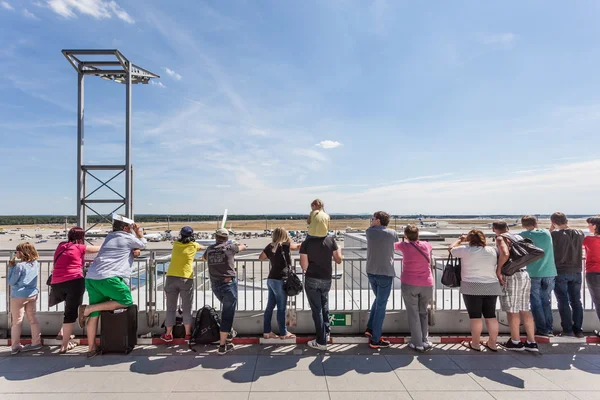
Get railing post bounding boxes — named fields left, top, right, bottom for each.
left=146, top=251, right=158, bottom=327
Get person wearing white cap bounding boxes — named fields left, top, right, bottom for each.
left=77, top=214, right=147, bottom=358
left=202, top=227, right=247, bottom=355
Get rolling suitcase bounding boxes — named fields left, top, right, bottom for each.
left=100, top=305, right=138, bottom=354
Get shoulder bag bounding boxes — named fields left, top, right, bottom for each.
left=441, top=253, right=462, bottom=288
left=47, top=243, right=73, bottom=307
left=499, top=234, right=545, bottom=276
left=281, top=245, right=303, bottom=296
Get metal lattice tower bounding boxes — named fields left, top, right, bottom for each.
left=62, top=49, right=159, bottom=231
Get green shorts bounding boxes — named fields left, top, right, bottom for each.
left=85, top=277, right=133, bottom=317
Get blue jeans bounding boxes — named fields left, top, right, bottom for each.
left=211, top=278, right=238, bottom=333
left=530, top=277, right=555, bottom=334
left=367, top=274, right=393, bottom=342
left=554, top=273, right=583, bottom=334
left=305, top=277, right=331, bottom=345
left=264, top=279, right=288, bottom=335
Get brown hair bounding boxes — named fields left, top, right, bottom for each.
left=466, top=230, right=486, bottom=247
left=311, top=199, right=324, bottom=210
left=68, top=227, right=86, bottom=244
left=492, top=220, right=508, bottom=231
left=588, top=216, right=600, bottom=235
left=16, top=242, right=39, bottom=262
left=404, top=224, right=419, bottom=241
left=551, top=212, right=568, bottom=226
left=521, top=215, right=538, bottom=228
left=373, top=211, right=390, bottom=227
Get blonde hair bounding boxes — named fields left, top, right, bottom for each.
left=272, top=227, right=290, bottom=245
left=311, top=199, right=324, bottom=210
left=16, top=242, right=39, bottom=262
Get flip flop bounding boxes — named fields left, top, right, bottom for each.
left=78, top=305, right=88, bottom=329
left=263, top=332, right=278, bottom=339
left=280, top=333, right=297, bottom=340
left=462, top=341, right=481, bottom=352
left=59, top=341, right=77, bottom=354
left=481, top=341, right=498, bottom=352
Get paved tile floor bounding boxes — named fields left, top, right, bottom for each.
left=1, top=343, right=600, bottom=399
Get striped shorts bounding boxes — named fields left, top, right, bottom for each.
left=500, top=270, right=531, bottom=313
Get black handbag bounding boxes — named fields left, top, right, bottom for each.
left=500, top=234, right=545, bottom=276
left=441, top=253, right=461, bottom=288
left=280, top=245, right=303, bottom=296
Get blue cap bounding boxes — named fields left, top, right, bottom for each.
left=180, top=226, right=194, bottom=237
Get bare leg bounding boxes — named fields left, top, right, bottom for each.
left=84, top=301, right=125, bottom=317
left=521, top=311, right=536, bottom=342
left=165, top=326, right=173, bottom=336
left=87, top=316, right=99, bottom=352
left=485, top=318, right=499, bottom=347
left=60, top=323, right=75, bottom=351
left=507, top=312, right=521, bottom=341
left=219, top=332, right=228, bottom=346
left=470, top=318, right=483, bottom=349
left=184, top=324, right=192, bottom=336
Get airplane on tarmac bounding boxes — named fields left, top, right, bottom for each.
left=488, top=219, right=519, bottom=228
left=418, top=218, right=448, bottom=228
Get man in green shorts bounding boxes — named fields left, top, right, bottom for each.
left=78, top=214, right=147, bottom=358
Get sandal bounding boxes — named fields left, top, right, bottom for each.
left=86, top=347, right=101, bottom=359
left=263, top=332, right=278, bottom=339
left=280, top=333, right=297, bottom=340
left=481, top=341, right=498, bottom=352
left=59, top=341, right=77, bottom=354
left=462, top=341, right=481, bottom=352
left=78, top=305, right=88, bottom=329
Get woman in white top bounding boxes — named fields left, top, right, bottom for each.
left=449, top=229, right=502, bottom=352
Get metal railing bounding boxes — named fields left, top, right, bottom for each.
left=0, top=250, right=594, bottom=317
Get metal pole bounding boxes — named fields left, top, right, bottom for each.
left=125, top=63, right=133, bottom=219
left=77, top=71, right=85, bottom=229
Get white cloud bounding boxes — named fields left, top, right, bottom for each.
left=46, top=0, right=134, bottom=24
left=293, top=148, right=328, bottom=163
left=150, top=80, right=166, bottom=89
left=477, top=33, right=517, bottom=49
left=248, top=128, right=268, bottom=136
left=315, top=140, right=342, bottom=149
left=1, top=1, right=14, bottom=10
left=164, top=67, right=182, bottom=80
left=23, top=8, right=39, bottom=19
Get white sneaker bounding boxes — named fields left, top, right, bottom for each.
left=308, top=339, right=327, bottom=351
left=423, top=341, right=433, bottom=350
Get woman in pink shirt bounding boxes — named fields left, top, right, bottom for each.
left=51, top=227, right=100, bottom=353
left=395, top=225, right=434, bottom=352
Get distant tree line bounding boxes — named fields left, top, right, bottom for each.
left=0, top=214, right=590, bottom=226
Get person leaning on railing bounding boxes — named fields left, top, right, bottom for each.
left=259, top=227, right=301, bottom=340
left=449, top=230, right=501, bottom=352
left=51, top=227, right=100, bottom=354
left=160, top=226, right=205, bottom=343
left=202, top=228, right=247, bottom=355
left=395, top=224, right=434, bottom=352
left=8, top=242, right=42, bottom=355
left=584, top=216, right=600, bottom=337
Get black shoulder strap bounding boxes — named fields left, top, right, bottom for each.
left=54, top=243, right=73, bottom=264
left=409, top=241, right=431, bottom=264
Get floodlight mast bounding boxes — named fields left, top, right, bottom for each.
left=62, top=49, right=160, bottom=231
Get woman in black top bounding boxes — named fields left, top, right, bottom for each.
left=259, top=228, right=301, bottom=339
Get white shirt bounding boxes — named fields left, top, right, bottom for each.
left=451, top=245, right=498, bottom=284
left=86, top=231, right=147, bottom=281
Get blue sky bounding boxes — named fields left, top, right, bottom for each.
left=1, top=0, right=600, bottom=216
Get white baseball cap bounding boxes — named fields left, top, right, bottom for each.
left=112, top=213, right=134, bottom=225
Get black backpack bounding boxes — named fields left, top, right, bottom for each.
left=189, top=305, right=221, bottom=348
left=500, top=234, right=545, bottom=276
left=280, top=246, right=303, bottom=296
left=160, top=306, right=186, bottom=338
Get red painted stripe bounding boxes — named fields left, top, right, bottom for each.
left=587, top=336, right=600, bottom=343
left=441, top=337, right=471, bottom=343
left=534, top=336, right=551, bottom=344
left=79, top=339, right=101, bottom=346
left=232, top=337, right=260, bottom=345
left=294, top=337, right=315, bottom=344
left=386, top=337, right=405, bottom=344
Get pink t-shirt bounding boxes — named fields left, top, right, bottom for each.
left=51, top=242, right=87, bottom=284
left=395, top=241, right=434, bottom=287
